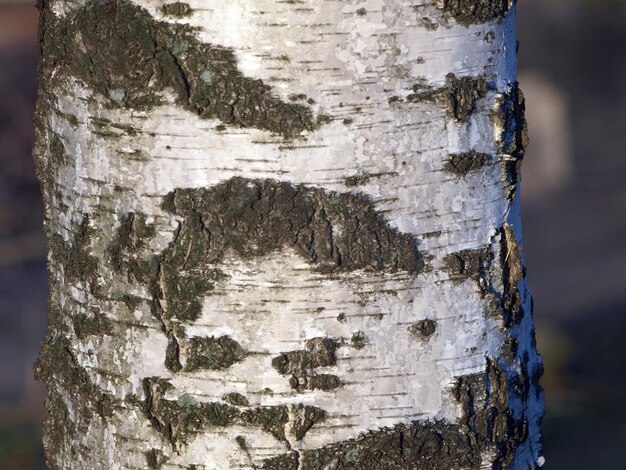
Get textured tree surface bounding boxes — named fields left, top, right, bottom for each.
left=33, top=0, right=544, bottom=468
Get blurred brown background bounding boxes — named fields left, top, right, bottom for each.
left=0, top=0, right=624, bottom=468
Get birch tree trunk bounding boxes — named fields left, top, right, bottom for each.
left=33, top=0, right=544, bottom=468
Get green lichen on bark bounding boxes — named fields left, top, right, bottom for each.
left=441, top=0, right=512, bottom=26
left=272, top=337, right=340, bottom=392
left=141, top=378, right=326, bottom=446
left=402, top=74, right=488, bottom=122
left=443, top=151, right=491, bottom=176
left=184, top=335, right=247, bottom=371
left=44, top=0, right=320, bottom=139
left=262, top=358, right=531, bottom=469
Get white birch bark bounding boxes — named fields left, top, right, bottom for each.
left=34, top=0, right=544, bottom=468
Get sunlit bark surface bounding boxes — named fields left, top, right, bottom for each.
left=34, top=1, right=544, bottom=468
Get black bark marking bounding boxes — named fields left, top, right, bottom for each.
left=443, top=151, right=491, bottom=176
left=399, top=74, right=489, bottom=122
left=223, top=393, right=250, bottom=407
left=34, top=335, right=118, bottom=468
left=161, top=2, right=192, bottom=17
left=162, top=177, right=423, bottom=277
left=107, top=178, right=422, bottom=371
left=184, top=335, right=247, bottom=371
left=140, top=377, right=326, bottom=446
left=350, top=331, right=368, bottom=350
left=408, top=319, right=437, bottom=339
left=146, top=448, right=168, bottom=469
left=441, top=0, right=512, bottom=26
left=45, top=0, right=320, bottom=138
left=72, top=312, right=113, bottom=340
left=443, top=247, right=491, bottom=285
left=48, top=216, right=98, bottom=286
left=443, top=224, right=526, bottom=328
left=262, top=358, right=532, bottom=469
left=109, top=212, right=156, bottom=278
left=493, top=82, right=528, bottom=199
left=272, top=337, right=341, bottom=392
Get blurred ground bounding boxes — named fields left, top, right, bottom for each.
left=0, top=1, right=624, bottom=468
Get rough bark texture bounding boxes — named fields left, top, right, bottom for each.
left=34, top=0, right=543, bottom=468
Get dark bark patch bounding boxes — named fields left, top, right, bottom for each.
left=493, top=82, right=528, bottom=199
left=47, top=0, right=319, bottom=139
left=161, top=2, right=192, bottom=17
left=443, top=151, right=490, bottom=176
left=441, top=0, right=512, bottom=26
left=146, top=448, right=168, bottom=469
left=109, top=212, right=156, bottom=278
left=350, top=331, right=368, bottom=350
left=141, top=377, right=325, bottom=445
left=162, top=177, right=423, bottom=276
left=223, top=392, right=250, bottom=407
left=443, top=247, right=491, bottom=285
left=403, top=74, right=488, bottom=122
left=272, top=337, right=340, bottom=392
left=263, top=358, right=532, bottom=469
left=34, top=335, right=117, bottom=428
left=48, top=216, right=99, bottom=286
left=443, top=225, right=525, bottom=328
left=408, top=319, right=437, bottom=339
left=184, top=335, right=247, bottom=371
left=72, top=312, right=113, bottom=340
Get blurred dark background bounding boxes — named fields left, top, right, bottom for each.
left=0, top=0, right=624, bottom=468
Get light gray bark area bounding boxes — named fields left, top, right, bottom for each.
left=33, top=0, right=543, bottom=468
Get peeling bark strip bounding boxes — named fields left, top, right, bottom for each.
left=262, top=358, right=530, bottom=469
left=441, top=0, right=513, bottom=26
left=44, top=0, right=320, bottom=138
